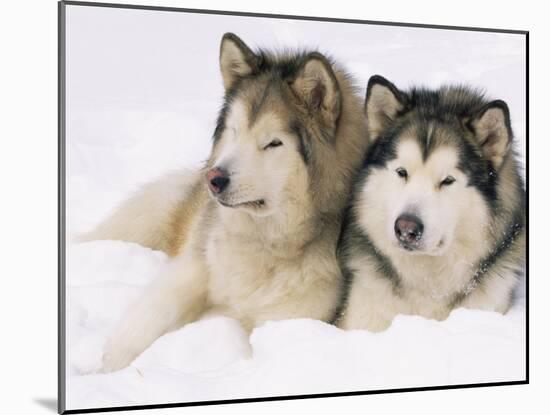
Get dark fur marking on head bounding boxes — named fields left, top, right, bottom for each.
left=213, top=86, right=240, bottom=144
left=359, top=122, right=403, bottom=170
left=248, top=80, right=274, bottom=127
left=457, top=138, right=499, bottom=211
left=289, top=120, right=311, bottom=165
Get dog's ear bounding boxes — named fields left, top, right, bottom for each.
left=469, top=100, right=512, bottom=169
left=290, top=52, right=341, bottom=132
left=365, top=75, right=407, bottom=141
left=219, top=33, right=260, bottom=91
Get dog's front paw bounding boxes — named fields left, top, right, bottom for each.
left=101, top=337, right=140, bottom=373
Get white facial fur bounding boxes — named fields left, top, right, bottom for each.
left=209, top=99, right=309, bottom=217
left=357, top=138, right=490, bottom=257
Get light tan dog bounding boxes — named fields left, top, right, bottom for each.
left=84, top=33, right=369, bottom=372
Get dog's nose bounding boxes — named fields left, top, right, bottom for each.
left=394, top=213, right=424, bottom=246
left=206, top=168, right=230, bottom=194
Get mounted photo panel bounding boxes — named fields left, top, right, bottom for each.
left=59, top=1, right=528, bottom=413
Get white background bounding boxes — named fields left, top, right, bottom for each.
left=64, top=4, right=526, bottom=236
left=0, top=0, right=545, bottom=414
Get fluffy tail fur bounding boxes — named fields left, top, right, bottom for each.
left=79, top=169, right=206, bottom=256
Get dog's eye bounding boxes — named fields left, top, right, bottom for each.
left=264, top=139, right=283, bottom=150
left=440, top=175, right=456, bottom=187
left=396, top=167, right=408, bottom=179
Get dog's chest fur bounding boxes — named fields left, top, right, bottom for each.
left=341, top=235, right=518, bottom=332
left=347, top=251, right=474, bottom=322
left=204, top=210, right=341, bottom=328
left=392, top=251, right=478, bottom=303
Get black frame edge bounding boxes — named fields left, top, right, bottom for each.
left=63, top=380, right=528, bottom=414
left=58, top=1, right=67, bottom=414
left=524, top=31, right=530, bottom=384
left=62, top=0, right=528, bottom=34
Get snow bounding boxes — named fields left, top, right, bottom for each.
left=64, top=4, right=526, bottom=411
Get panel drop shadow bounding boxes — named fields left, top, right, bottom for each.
left=34, top=398, right=57, bottom=413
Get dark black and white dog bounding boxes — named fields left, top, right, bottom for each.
left=336, top=75, right=525, bottom=331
